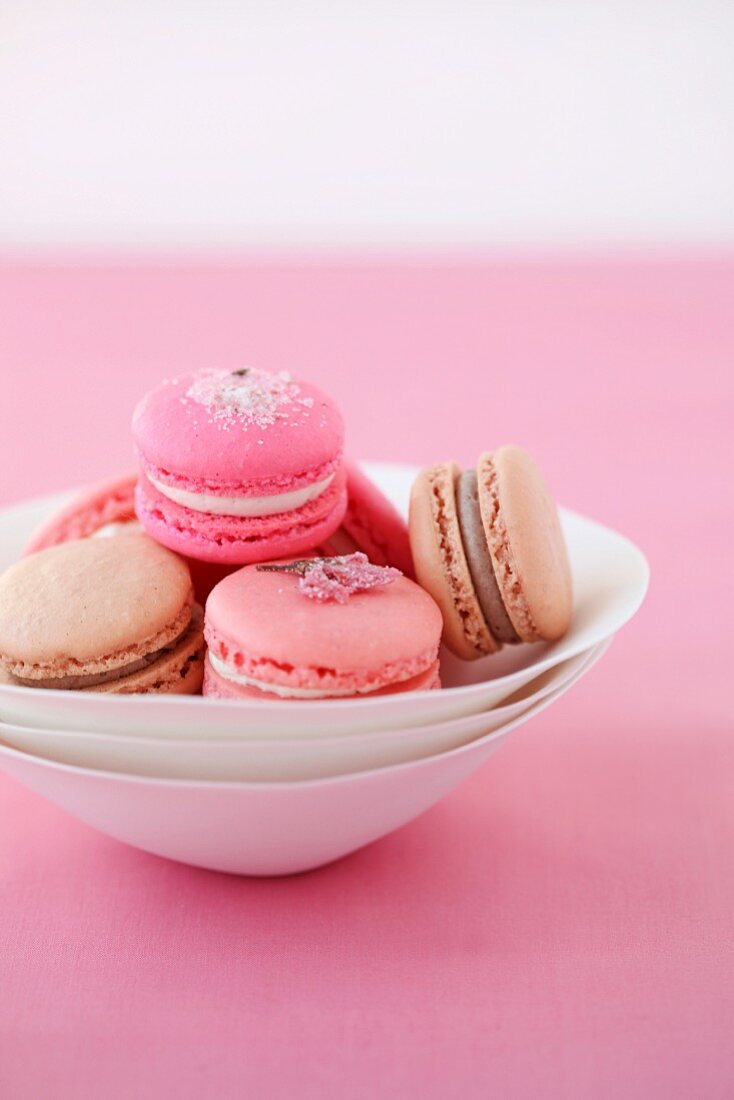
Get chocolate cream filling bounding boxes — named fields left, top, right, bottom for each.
left=456, top=470, right=520, bottom=645
left=12, top=618, right=195, bottom=690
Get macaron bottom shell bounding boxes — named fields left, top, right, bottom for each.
left=410, top=462, right=499, bottom=661
left=135, top=467, right=348, bottom=565
left=88, top=604, right=205, bottom=695
left=0, top=613, right=204, bottom=696
left=202, top=654, right=441, bottom=701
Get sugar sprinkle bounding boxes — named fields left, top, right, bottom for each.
left=185, top=368, right=312, bottom=430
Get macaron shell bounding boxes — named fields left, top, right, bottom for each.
left=477, top=445, right=573, bottom=642
left=132, top=371, right=344, bottom=491
left=408, top=462, right=498, bottom=660
left=0, top=535, right=193, bottom=679
left=91, top=605, right=205, bottom=695
left=204, top=566, right=442, bottom=693
left=24, top=473, right=137, bottom=555
left=203, top=654, right=440, bottom=700
left=135, top=467, right=348, bottom=565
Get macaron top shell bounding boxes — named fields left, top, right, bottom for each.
left=0, top=535, right=193, bottom=678
left=477, top=445, right=572, bottom=641
left=133, top=369, right=344, bottom=494
left=205, top=563, right=442, bottom=689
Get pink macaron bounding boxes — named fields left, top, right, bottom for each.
left=133, top=367, right=348, bottom=564
left=203, top=553, right=442, bottom=701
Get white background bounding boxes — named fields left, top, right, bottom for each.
left=1, top=0, right=733, bottom=249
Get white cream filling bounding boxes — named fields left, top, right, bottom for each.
left=92, top=520, right=142, bottom=537
left=208, top=651, right=383, bottom=699
left=149, top=474, right=334, bottom=517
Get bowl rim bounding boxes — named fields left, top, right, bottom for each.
left=0, top=502, right=647, bottom=716
left=0, top=638, right=610, bottom=791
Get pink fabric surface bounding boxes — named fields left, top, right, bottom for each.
left=0, top=258, right=732, bottom=1098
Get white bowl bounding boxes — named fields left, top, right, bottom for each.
left=0, top=463, right=648, bottom=738
left=0, top=641, right=607, bottom=875
left=0, top=642, right=607, bottom=781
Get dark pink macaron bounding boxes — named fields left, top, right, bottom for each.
left=318, top=461, right=415, bottom=577
left=133, top=367, right=347, bottom=564
left=25, top=472, right=139, bottom=555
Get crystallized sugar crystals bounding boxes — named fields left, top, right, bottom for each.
left=257, top=553, right=401, bottom=603
left=185, top=368, right=314, bottom=430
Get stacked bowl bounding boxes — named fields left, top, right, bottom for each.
left=0, top=462, right=648, bottom=875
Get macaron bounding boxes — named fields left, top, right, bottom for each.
left=0, top=536, right=205, bottom=694
left=318, top=460, right=415, bottom=576
left=409, top=445, right=572, bottom=660
left=25, top=472, right=139, bottom=554
left=23, top=471, right=233, bottom=604
left=202, top=553, right=442, bottom=700
left=133, top=367, right=348, bottom=564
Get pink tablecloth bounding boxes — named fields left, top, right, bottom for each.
left=0, top=258, right=732, bottom=1098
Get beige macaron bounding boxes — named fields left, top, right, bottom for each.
left=409, top=445, right=572, bottom=660
left=0, top=534, right=205, bottom=693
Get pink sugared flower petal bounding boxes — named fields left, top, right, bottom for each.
left=257, top=552, right=401, bottom=603
left=299, top=553, right=400, bottom=602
